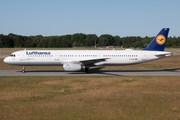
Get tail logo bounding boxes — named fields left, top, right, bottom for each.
left=156, top=35, right=166, bottom=45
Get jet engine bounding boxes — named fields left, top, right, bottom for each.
left=63, top=63, right=83, bottom=71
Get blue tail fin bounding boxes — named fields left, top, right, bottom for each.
left=143, top=28, right=169, bottom=51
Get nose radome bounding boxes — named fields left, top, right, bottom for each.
left=3, top=57, right=8, bottom=64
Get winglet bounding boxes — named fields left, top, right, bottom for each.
left=143, top=28, right=169, bottom=51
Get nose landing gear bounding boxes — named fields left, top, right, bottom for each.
left=22, top=66, right=26, bottom=73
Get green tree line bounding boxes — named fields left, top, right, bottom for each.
left=0, top=33, right=180, bottom=48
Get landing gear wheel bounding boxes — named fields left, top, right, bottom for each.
left=85, top=67, right=91, bottom=74
left=22, top=66, right=26, bottom=73
left=88, top=69, right=92, bottom=74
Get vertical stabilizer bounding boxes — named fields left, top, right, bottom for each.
left=143, top=28, right=169, bottom=51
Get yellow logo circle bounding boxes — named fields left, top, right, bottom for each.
left=156, top=35, right=166, bottom=45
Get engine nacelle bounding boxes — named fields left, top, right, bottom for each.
left=63, top=63, right=83, bottom=71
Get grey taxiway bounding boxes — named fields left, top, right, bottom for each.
left=0, top=69, right=180, bottom=76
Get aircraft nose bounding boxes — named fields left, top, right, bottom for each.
left=3, top=57, right=9, bottom=64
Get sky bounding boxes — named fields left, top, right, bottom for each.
left=0, top=0, right=180, bottom=37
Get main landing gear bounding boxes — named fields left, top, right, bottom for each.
left=22, top=66, right=26, bottom=73
left=85, top=67, right=91, bottom=73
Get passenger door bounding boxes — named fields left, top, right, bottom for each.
left=20, top=51, right=25, bottom=61
left=54, top=52, right=59, bottom=61
left=142, top=52, right=146, bottom=61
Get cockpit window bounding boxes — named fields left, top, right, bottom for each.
left=10, top=54, right=15, bottom=57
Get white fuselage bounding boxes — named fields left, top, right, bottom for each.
left=3, top=49, right=171, bottom=66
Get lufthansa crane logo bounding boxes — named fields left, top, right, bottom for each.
left=156, top=35, right=166, bottom=45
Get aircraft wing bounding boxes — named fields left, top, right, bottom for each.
left=79, top=58, right=109, bottom=66
left=63, top=58, right=109, bottom=66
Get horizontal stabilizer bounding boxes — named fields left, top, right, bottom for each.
left=155, top=52, right=172, bottom=57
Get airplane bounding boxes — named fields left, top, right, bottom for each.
left=3, top=28, right=171, bottom=73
